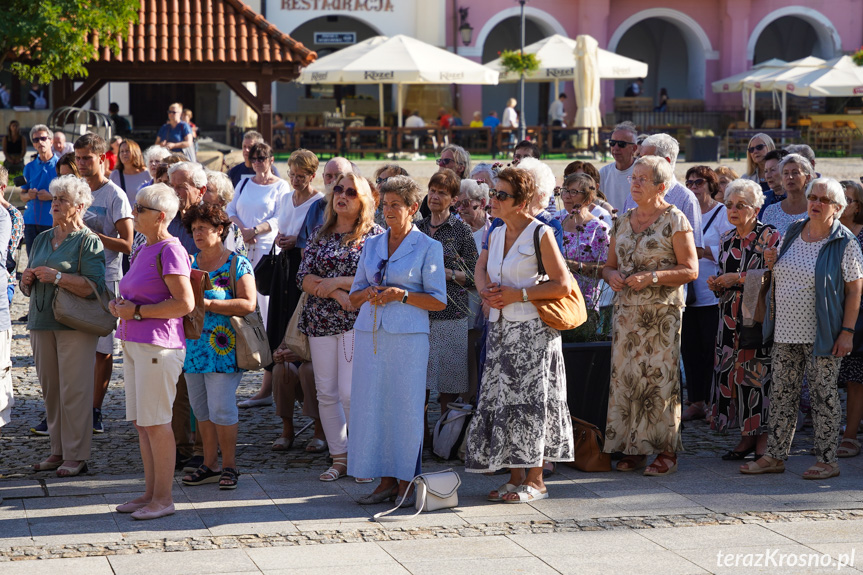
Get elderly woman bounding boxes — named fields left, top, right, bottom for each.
left=179, top=203, right=256, bottom=490
left=110, top=139, right=150, bottom=203
left=741, top=178, right=863, bottom=479
left=373, top=164, right=408, bottom=226
left=743, top=133, right=775, bottom=189
left=714, top=166, right=740, bottom=203
left=141, top=145, right=171, bottom=189
left=110, top=183, right=194, bottom=519
left=761, top=154, right=813, bottom=235
left=601, top=156, right=698, bottom=475
left=465, top=167, right=573, bottom=503
left=347, top=176, right=446, bottom=505
left=705, top=180, right=780, bottom=458
left=420, top=145, right=472, bottom=218
left=680, top=167, right=735, bottom=422
left=21, top=175, right=106, bottom=477
left=297, top=173, right=383, bottom=481
left=555, top=173, right=610, bottom=311
left=418, top=169, right=479, bottom=431
left=838, top=180, right=863, bottom=458
left=203, top=169, right=246, bottom=256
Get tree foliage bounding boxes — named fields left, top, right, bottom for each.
left=0, top=0, right=139, bottom=83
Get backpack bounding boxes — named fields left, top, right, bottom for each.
left=30, top=90, right=47, bottom=109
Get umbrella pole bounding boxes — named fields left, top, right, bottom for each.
left=379, top=83, right=385, bottom=128
left=398, top=84, right=404, bottom=129
left=781, top=89, right=787, bottom=133
left=749, top=88, right=756, bottom=128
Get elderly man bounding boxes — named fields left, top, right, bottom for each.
left=74, top=133, right=134, bottom=434
left=20, top=124, right=57, bottom=256
left=622, top=133, right=703, bottom=257
left=296, top=156, right=354, bottom=250
left=226, top=130, right=281, bottom=187
left=155, top=102, right=195, bottom=162
left=52, top=132, right=74, bottom=157
left=599, top=121, right=639, bottom=210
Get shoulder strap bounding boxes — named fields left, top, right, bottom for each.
left=228, top=252, right=238, bottom=295
left=237, top=177, right=250, bottom=197
left=533, top=224, right=547, bottom=278
left=702, top=206, right=722, bottom=234
left=155, top=241, right=169, bottom=277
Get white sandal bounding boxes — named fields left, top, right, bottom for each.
left=837, top=438, right=861, bottom=458
left=487, top=483, right=519, bottom=502
left=319, top=456, right=347, bottom=482
left=503, top=484, right=548, bottom=504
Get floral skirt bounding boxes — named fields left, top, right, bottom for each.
left=465, top=317, right=573, bottom=472
left=426, top=318, right=469, bottom=394
left=604, top=303, right=684, bottom=455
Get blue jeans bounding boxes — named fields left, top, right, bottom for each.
left=185, top=372, right=243, bottom=426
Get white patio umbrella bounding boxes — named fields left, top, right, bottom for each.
left=485, top=34, right=648, bottom=96
left=774, top=56, right=863, bottom=129
left=741, top=56, right=828, bottom=129
left=297, top=35, right=499, bottom=127
left=573, top=35, right=602, bottom=149
left=711, top=58, right=787, bottom=93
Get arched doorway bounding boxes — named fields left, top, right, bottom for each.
left=481, top=17, right=552, bottom=126
left=609, top=9, right=715, bottom=102
left=749, top=8, right=839, bottom=63
left=277, top=16, right=382, bottom=120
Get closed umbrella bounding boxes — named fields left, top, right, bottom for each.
left=574, top=35, right=602, bottom=150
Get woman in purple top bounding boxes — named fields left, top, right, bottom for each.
left=110, top=183, right=194, bottom=521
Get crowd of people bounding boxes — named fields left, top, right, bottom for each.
left=1, top=117, right=862, bottom=517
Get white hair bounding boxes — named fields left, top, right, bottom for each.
left=642, top=133, right=680, bottom=169
left=633, top=156, right=674, bottom=195
left=516, top=157, right=555, bottom=207
left=168, top=161, right=207, bottom=189
left=460, top=179, right=489, bottom=203
left=807, top=177, right=846, bottom=217
left=724, top=179, right=765, bottom=210
left=778, top=153, right=815, bottom=179
left=143, top=145, right=171, bottom=165
left=613, top=121, right=638, bottom=142
left=49, top=175, right=93, bottom=210
left=470, top=163, right=495, bottom=185
left=205, top=170, right=234, bottom=205
left=136, top=183, right=180, bottom=222
left=30, top=123, right=53, bottom=140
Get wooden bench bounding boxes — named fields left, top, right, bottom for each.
left=726, top=129, right=801, bottom=159
left=614, top=97, right=653, bottom=113
left=343, top=127, right=393, bottom=158
left=545, top=126, right=595, bottom=155
left=446, top=127, right=492, bottom=155
left=666, top=99, right=705, bottom=113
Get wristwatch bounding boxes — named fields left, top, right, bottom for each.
left=133, top=305, right=143, bottom=321
left=53, top=272, right=62, bottom=285
left=401, top=290, right=409, bottom=304
left=522, top=288, right=529, bottom=302
left=651, top=272, right=658, bottom=284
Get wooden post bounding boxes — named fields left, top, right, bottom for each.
left=257, top=79, right=273, bottom=146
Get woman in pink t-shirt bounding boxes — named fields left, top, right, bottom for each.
left=109, top=182, right=194, bottom=521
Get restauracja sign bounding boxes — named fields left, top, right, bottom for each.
left=281, top=0, right=394, bottom=11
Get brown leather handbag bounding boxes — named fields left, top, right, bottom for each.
left=564, top=416, right=612, bottom=472
left=155, top=242, right=211, bottom=340
left=531, top=226, right=588, bottom=331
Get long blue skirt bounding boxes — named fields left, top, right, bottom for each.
left=347, top=329, right=427, bottom=482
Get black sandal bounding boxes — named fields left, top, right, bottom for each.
left=182, top=465, right=220, bottom=486
left=219, top=467, right=239, bottom=490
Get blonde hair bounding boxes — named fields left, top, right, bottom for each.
left=317, top=173, right=376, bottom=246
left=745, top=133, right=775, bottom=179
left=288, top=148, right=319, bottom=175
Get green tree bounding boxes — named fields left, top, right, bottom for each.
left=0, top=0, right=139, bottom=83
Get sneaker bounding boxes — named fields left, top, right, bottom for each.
left=183, top=455, right=205, bottom=474
left=31, top=418, right=49, bottom=436
left=93, top=408, right=104, bottom=434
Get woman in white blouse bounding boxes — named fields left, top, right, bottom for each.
left=502, top=98, right=518, bottom=129
left=744, top=178, right=863, bottom=480
left=227, top=142, right=290, bottom=405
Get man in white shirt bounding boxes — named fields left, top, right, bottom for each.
left=52, top=132, right=75, bottom=157
left=405, top=110, right=425, bottom=128
left=598, top=121, right=638, bottom=211
left=548, top=93, right=566, bottom=126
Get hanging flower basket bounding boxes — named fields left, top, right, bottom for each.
left=853, top=47, right=863, bottom=66
left=498, top=49, right=541, bottom=76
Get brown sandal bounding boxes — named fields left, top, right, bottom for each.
left=616, top=455, right=647, bottom=472
left=644, top=453, right=677, bottom=476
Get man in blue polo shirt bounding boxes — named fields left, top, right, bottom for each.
left=156, top=102, right=195, bottom=162
left=21, top=124, right=57, bottom=255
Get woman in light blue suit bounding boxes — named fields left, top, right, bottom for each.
left=348, top=176, right=447, bottom=505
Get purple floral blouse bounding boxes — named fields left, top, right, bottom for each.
left=556, top=215, right=610, bottom=309
left=296, top=224, right=384, bottom=337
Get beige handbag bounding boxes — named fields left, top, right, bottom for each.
left=283, top=291, right=311, bottom=361
left=228, top=255, right=273, bottom=370
left=373, top=469, right=462, bottom=522
left=52, top=234, right=117, bottom=336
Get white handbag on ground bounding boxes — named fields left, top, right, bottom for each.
left=373, top=469, right=462, bottom=522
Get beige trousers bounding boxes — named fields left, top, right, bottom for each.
left=31, top=329, right=99, bottom=460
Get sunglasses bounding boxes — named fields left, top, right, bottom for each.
left=373, top=258, right=388, bottom=286
left=724, top=201, right=752, bottom=211
left=250, top=156, right=270, bottom=163
left=32, top=136, right=50, bottom=143
left=455, top=199, right=480, bottom=210
left=134, top=203, right=160, bottom=213
left=489, top=188, right=516, bottom=201
left=609, top=139, right=634, bottom=148
left=685, top=178, right=705, bottom=189
left=436, top=158, right=455, bottom=167
left=748, top=143, right=767, bottom=154
left=333, top=185, right=358, bottom=198
left=807, top=194, right=836, bottom=205
left=168, top=110, right=181, bottom=114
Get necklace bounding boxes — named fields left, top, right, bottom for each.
left=806, top=224, right=829, bottom=242
left=342, top=330, right=354, bottom=363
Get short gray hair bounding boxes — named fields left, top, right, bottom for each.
left=633, top=155, right=674, bottom=194
left=30, top=123, right=53, bottom=141
left=168, top=161, right=208, bottom=188
left=612, top=121, right=638, bottom=142
left=205, top=170, right=234, bottom=205
left=380, top=175, right=422, bottom=208
left=470, top=162, right=495, bottom=184
left=516, top=157, right=555, bottom=207
left=441, top=144, right=472, bottom=178
left=778, top=153, right=814, bottom=179
left=136, top=183, right=180, bottom=222
left=807, top=177, right=846, bottom=217
left=242, top=130, right=265, bottom=144
left=50, top=175, right=93, bottom=210
left=143, top=145, right=171, bottom=165
left=642, top=133, right=680, bottom=168
left=724, top=179, right=765, bottom=210
left=784, top=144, right=815, bottom=166
left=460, top=179, right=489, bottom=203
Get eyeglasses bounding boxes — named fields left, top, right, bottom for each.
left=250, top=156, right=270, bottom=163
left=134, top=203, right=160, bottom=213
left=168, top=110, right=181, bottom=115
left=609, top=139, right=635, bottom=148
left=748, top=143, right=767, bottom=154
left=489, top=188, right=516, bottom=201
left=807, top=194, right=836, bottom=205
left=627, top=176, right=657, bottom=186
left=332, top=185, right=358, bottom=198
left=724, top=201, right=752, bottom=211
left=685, top=178, right=705, bottom=189
left=436, top=157, right=455, bottom=167
left=845, top=196, right=857, bottom=205
left=373, top=258, right=388, bottom=286
left=455, top=200, right=480, bottom=210
left=562, top=188, right=589, bottom=196
left=32, top=136, right=50, bottom=143
left=376, top=176, right=389, bottom=186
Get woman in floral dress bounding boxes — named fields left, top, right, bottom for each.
left=707, top=180, right=780, bottom=460
left=555, top=173, right=609, bottom=310
left=601, top=156, right=698, bottom=476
